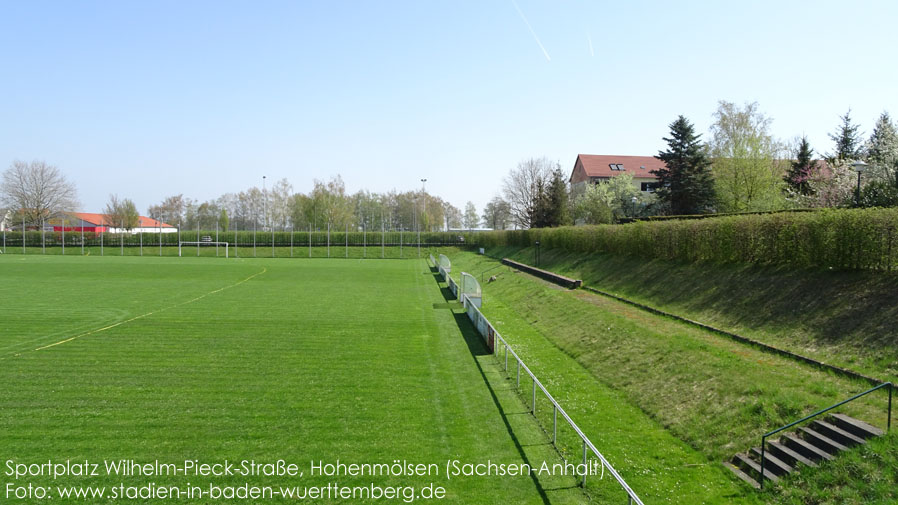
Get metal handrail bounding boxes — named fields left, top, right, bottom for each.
left=458, top=289, right=644, bottom=505
left=759, top=381, right=892, bottom=489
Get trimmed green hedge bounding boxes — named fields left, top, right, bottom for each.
left=0, top=230, right=465, bottom=249
left=466, top=208, right=898, bottom=271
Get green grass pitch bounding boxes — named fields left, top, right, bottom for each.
left=0, top=255, right=585, bottom=504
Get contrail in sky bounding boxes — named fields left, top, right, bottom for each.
left=587, top=32, right=594, bottom=57
left=511, top=0, right=550, bottom=62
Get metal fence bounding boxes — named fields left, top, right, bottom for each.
left=441, top=266, right=644, bottom=504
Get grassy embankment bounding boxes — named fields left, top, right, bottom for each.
left=436, top=248, right=895, bottom=505
left=489, top=245, right=898, bottom=384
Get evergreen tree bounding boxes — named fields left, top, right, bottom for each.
left=545, top=168, right=571, bottom=226
left=827, top=109, right=864, bottom=162
left=529, top=178, right=550, bottom=228
left=866, top=111, right=898, bottom=187
left=653, top=115, right=715, bottom=215
left=784, top=136, right=818, bottom=196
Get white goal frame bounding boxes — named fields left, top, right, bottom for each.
left=179, top=241, right=230, bottom=258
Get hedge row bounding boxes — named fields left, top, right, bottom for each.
left=466, top=208, right=898, bottom=271
left=0, top=230, right=466, bottom=248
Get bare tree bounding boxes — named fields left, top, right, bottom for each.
left=502, top=157, right=553, bottom=229
left=0, top=160, right=79, bottom=227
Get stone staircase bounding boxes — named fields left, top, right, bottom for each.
left=725, top=413, right=885, bottom=489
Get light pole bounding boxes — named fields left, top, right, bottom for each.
left=419, top=178, right=427, bottom=257
left=852, top=161, right=868, bottom=207
left=631, top=196, right=638, bottom=218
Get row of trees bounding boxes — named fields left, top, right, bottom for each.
left=652, top=104, right=898, bottom=216
left=4, top=103, right=894, bottom=233
left=484, top=102, right=898, bottom=229
left=146, top=176, right=483, bottom=233
left=0, top=162, right=486, bottom=233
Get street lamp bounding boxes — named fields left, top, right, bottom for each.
left=852, top=161, right=868, bottom=207
left=534, top=240, right=540, bottom=267
left=631, top=196, right=639, bottom=218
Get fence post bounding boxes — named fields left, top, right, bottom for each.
left=553, top=405, right=557, bottom=444
left=532, top=378, right=536, bottom=414
left=581, top=440, right=587, bottom=487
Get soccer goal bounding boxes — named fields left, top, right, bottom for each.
left=179, top=241, right=230, bottom=258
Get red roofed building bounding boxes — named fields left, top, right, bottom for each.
left=569, top=154, right=663, bottom=195
left=51, top=212, right=177, bottom=233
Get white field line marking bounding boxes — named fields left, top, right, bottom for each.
left=31, top=267, right=267, bottom=352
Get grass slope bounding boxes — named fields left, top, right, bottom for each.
left=488, top=245, right=898, bottom=383
left=436, top=248, right=895, bottom=504
left=0, top=255, right=583, bottom=504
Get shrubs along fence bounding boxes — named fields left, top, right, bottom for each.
left=0, top=230, right=465, bottom=250
left=467, top=208, right=898, bottom=271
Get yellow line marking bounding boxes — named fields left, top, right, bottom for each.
left=32, top=267, right=267, bottom=352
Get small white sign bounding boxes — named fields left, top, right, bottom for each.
left=479, top=248, right=485, bottom=255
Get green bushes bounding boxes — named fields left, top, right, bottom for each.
left=467, top=208, right=898, bottom=271
left=0, top=230, right=465, bottom=249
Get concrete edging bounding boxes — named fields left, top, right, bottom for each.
left=501, top=258, right=582, bottom=289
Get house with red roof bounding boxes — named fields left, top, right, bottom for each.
left=569, top=154, right=663, bottom=195
left=51, top=212, right=177, bottom=234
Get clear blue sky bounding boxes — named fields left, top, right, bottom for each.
left=2, top=1, right=896, bottom=215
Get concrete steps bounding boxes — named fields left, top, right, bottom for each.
left=725, top=413, right=883, bottom=489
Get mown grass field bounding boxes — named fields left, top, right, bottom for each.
left=0, top=255, right=585, bottom=504
left=436, top=248, right=895, bottom=505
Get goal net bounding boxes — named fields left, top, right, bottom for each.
left=179, top=241, right=230, bottom=258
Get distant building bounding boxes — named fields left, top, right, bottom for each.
left=569, top=154, right=663, bottom=196
left=50, top=212, right=177, bottom=234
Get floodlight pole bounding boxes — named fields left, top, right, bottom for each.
left=290, top=225, right=293, bottom=258
left=381, top=219, right=385, bottom=259
left=327, top=222, right=331, bottom=258
left=216, top=221, right=219, bottom=257
left=101, top=224, right=104, bottom=256
left=363, top=222, right=366, bottom=258
left=139, top=225, right=142, bottom=256
left=196, top=220, right=200, bottom=257
left=345, top=223, right=348, bottom=258
left=22, top=213, right=26, bottom=254
left=61, top=215, right=65, bottom=256
left=121, top=219, right=124, bottom=256
left=81, top=222, right=84, bottom=256
left=158, top=220, right=161, bottom=257
left=420, top=178, right=427, bottom=258
left=41, top=218, right=45, bottom=254
left=309, top=224, right=312, bottom=258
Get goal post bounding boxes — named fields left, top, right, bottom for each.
left=179, top=241, right=230, bottom=258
